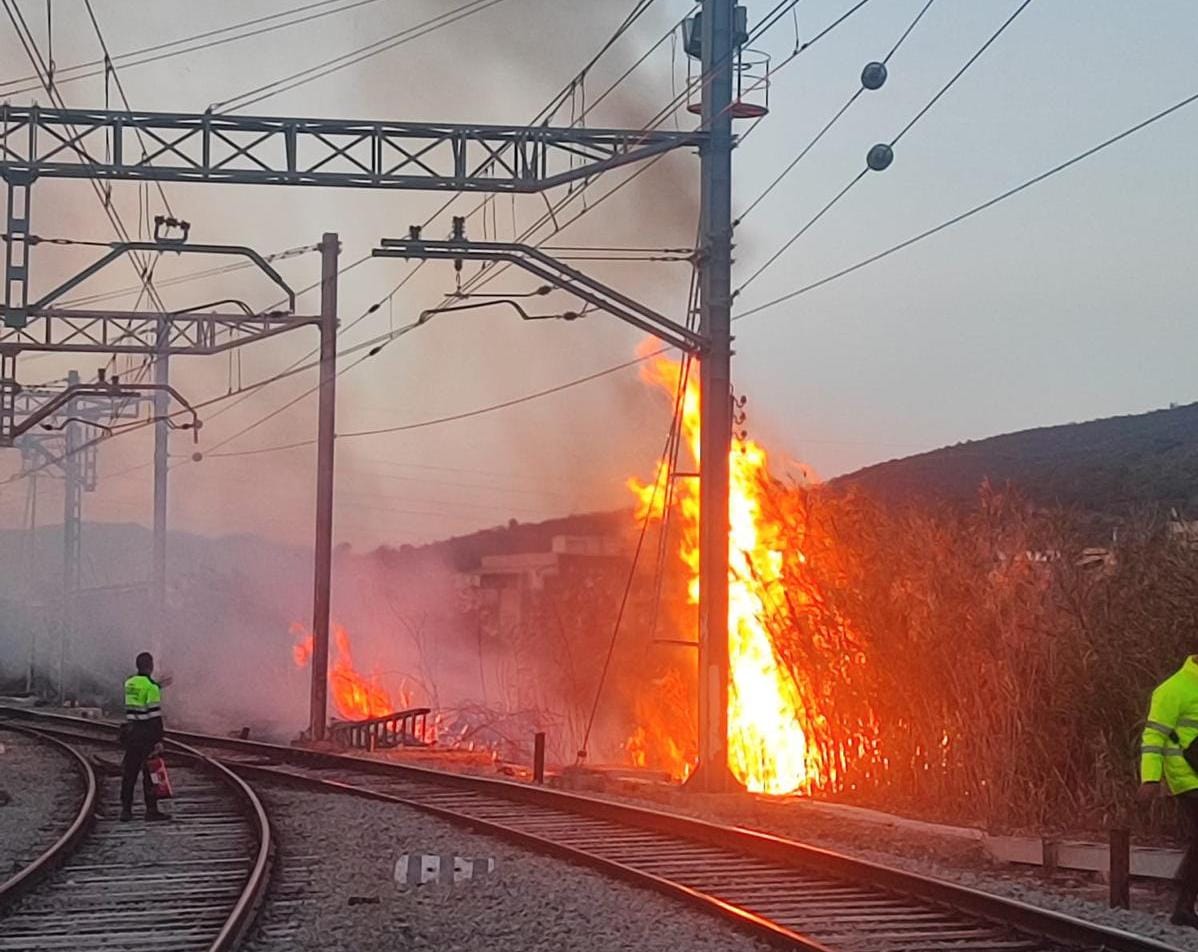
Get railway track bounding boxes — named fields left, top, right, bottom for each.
left=0, top=717, right=271, bottom=952
left=1, top=707, right=1183, bottom=952
left=0, top=725, right=96, bottom=905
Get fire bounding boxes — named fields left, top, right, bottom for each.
left=628, top=350, right=825, bottom=795
left=290, top=621, right=403, bottom=720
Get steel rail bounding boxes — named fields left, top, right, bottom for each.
left=0, top=723, right=97, bottom=905
left=0, top=710, right=272, bottom=952
left=167, top=735, right=274, bottom=952
left=2, top=707, right=1184, bottom=952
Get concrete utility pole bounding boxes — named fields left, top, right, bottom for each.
left=308, top=232, right=339, bottom=742
left=152, top=319, right=169, bottom=661
left=693, top=0, right=737, bottom=792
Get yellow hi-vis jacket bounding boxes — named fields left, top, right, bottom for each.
left=1141, top=656, right=1198, bottom=795
left=124, top=674, right=163, bottom=724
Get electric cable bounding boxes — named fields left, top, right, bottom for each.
left=737, top=0, right=936, bottom=224
left=81, top=0, right=175, bottom=218
left=210, top=0, right=510, bottom=114
left=2, top=0, right=172, bottom=395
left=732, top=85, right=1198, bottom=324
left=734, top=0, right=1034, bottom=295
left=577, top=337, right=692, bottom=762
left=9, top=82, right=1195, bottom=489
left=0, top=0, right=391, bottom=96
left=444, top=0, right=872, bottom=310
left=183, top=0, right=841, bottom=460
left=2, top=0, right=793, bottom=476
left=192, top=0, right=683, bottom=445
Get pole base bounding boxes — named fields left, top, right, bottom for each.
left=683, top=756, right=741, bottom=794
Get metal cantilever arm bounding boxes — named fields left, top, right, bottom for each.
left=373, top=239, right=707, bottom=355
left=32, top=242, right=298, bottom=313
left=9, top=382, right=198, bottom=442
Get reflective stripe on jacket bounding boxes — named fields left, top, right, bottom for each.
left=124, top=674, right=163, bottom=723
left=1141, top=655, right=1198, bottom=795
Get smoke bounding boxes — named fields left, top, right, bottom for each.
left=0, top=3, right=710, bottom=765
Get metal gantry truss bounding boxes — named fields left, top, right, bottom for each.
left=0, top=106, right=700, bottom=191
left=15, top=372, right=148, bottom=700
left=0, top=100, right=712, bottom=745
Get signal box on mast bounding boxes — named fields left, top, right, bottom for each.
left=683, top=6, right=771, bottom=119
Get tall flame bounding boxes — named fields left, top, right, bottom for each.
left=629, top=350, right=817, bottom=795
left=291, top=621, right=402, bottom=720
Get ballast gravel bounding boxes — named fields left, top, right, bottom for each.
left=245, top=784, right=774, bottom=952
left=0, top=728, right=81, bottom=878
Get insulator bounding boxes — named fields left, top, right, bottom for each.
left=861, top=61, right=888, bottom=91
left=866, top=143, right=894, bottom=172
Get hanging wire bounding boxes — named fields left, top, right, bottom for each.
left=577, top=340, right=692, bottom=763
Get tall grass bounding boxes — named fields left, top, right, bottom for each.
left=770, top=481, right=1198, bottom=834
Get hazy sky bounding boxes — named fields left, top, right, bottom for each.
left=0, top=0, right=1195, bottom=560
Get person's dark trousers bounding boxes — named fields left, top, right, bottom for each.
left=120, top=732, right=159, bottom=815
left=1175, top=791, right=1198, bottom=915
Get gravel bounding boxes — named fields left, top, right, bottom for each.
left=246, top=783, right=775, bottom=952
left=0, top=728, right=83, bottom=880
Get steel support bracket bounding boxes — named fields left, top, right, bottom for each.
left=373, top=238, right=707, bottom=355
left=3, top=172, right=33, bottom=329
left=32, top=241, right=298, bottom=313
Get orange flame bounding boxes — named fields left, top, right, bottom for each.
left=290, top=621, right=401, bottom=720
left=628, top=350, right=820, bottom=795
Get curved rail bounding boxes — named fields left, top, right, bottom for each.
left=3, top=707, right=1183, bottom=952
left=0, top=711, right=272, bottom=952
left=168, top=736, right=274, bottom=952
left=0, top=723, right=97, bottom=905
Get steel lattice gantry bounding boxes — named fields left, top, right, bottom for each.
left=0, top=102, right=711, bottom=749
left=0, top=105, right=700, bottom=191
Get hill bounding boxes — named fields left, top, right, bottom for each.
left=834, top=401, right=1198, bottom=514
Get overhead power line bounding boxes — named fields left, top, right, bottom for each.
left=735, top=0, right=1034, bottom=295
left=738, top=0, right=936, bottom=223
left=35, top=78, right=1195, bottom=481
left=2, top=0, right=170, bottom=323
left=192, top=0, right=858, bottom=459
left=10, top=69, right=1190, bottom=487
left=0, top=0, right=808, bottom=477
left=733, top=86, right=1198, bottom=323
left=193, top=0, right=678, bottom=444
left=210, top=0, right=510, bottom=113
left=0, top=0, right=390, bottom=96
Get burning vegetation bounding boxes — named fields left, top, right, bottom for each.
left=628, top=352, right=877, bottom=795
left=276, top=347, right=1198, bottom=830
left=292, top=621, right=413, bottom=721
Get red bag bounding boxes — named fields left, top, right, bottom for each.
left=146, top=755, right=174, bottom=800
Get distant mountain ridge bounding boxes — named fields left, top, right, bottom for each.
left=834, top=401, right=1198, bottom=514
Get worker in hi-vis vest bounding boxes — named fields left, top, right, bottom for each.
left=121, top=651, right=172, bottom=822
left=1140, top=655, right=1198, bottom=928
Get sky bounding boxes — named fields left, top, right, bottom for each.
left=0, top=0, right=1195, bottom=558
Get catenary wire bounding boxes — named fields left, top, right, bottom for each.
left=1, top=0, right=822, bottom=478
left=737, top=0, right=936, bottom=223
left=0, top=0, right=391, bottom=95
left=731, top=86, right=1198, bottom=324
left=734, top=0, right=1034, bottom=295
left=211, top=0, right=510, bottom=113
left=163, top=0, right=859, bottom=460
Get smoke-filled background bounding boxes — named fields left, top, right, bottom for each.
left=0, top=1, right=1196, bottom=763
